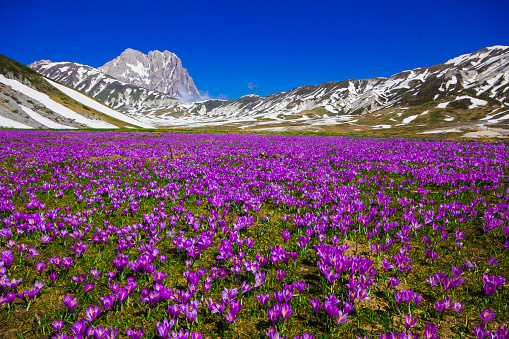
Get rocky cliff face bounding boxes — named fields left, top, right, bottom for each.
left=98, top=48, right=200, bottom=100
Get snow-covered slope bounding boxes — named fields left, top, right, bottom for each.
left=45, top=79, right=152, bottom=128
left=0, top=54, right=150, bottom=129
left=178, top=46, right=509, bottom=118
left=0, top=74, right=114, bottom=129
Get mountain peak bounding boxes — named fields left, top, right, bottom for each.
left=98, top=48, right=199, bottom=100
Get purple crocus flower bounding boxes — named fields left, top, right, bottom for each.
left=382, top=259, right=394, bottom=272
left=70, top=319, right=86, bottom=336
left=482, top=273, right=507, bottom=296
left=90, top=269, right=101, bottom=280
left=83, top=305, right=101, bottom=322
left=225, top=311, right=237, bottom=323
left=71, top=274, right=86, bottom=284
left=241, top=281, right=252, bottom=295
left=336, top=310, right=349, bottom=325
left=170, top=328, right=190, bottom=339
left=310, top=297, right=322, bottom=315
left=292, top=281, right=306, bottom=295
left=62, top=257, right=73, bottom=269
left=480, top=309, right=496, bottom=325
left=1, top=292, right=16, bottom=306
left=295, top=333, right=315, bottom=339
left=282, top=230, right=290, bottom=243
left=265, top=326, right=283, bottom=339
left=405, top=314, right=417, bottom=331
left=276, top=269, right=287, bottom=281
left=154, top=270, right=167, bottom=283
left=1, top=250, right=14, bottom=269
left=474, top=326, right=490, bottom=339
left=422, top=323, right=440, bottom=339
left=106, top=271, right=117, bottom=281
left=155, top=318, right=175, bottom=338
left=118, top=287, right=129, bottom=304
left=100, top=294, right=116, bottom=311
left=50, top=320, right=63, bottom=332
left=182, top=303, right=198, bottom=322
left=63, top=294, right=78, bottom=310
left=389, top=276, right=400, bottom=289
left=84, top=283, right=95, bottom=294
left=254, top=292, right=271, bottom=307
left=168, top=304, right=182, bottom=318
left=126, top=327, right=144, bottom=339
left=35, top=261, right=47, bottom=275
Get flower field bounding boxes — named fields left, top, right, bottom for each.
left=0, top=130, right=508, bottom=339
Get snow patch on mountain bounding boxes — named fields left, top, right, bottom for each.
left=20, top=105, right=74, bottom=129
left=45, top=79, right=152, bottom=128
left=0, top=115, right=33, bottom=129
left=0, top=74, right=116, bottom=129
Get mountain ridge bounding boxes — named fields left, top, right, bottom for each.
left=0, top=53, right=150, bottom=129
left=24, top=45, right=509, bottom=137
left=98, top=48, right=200, bottom=100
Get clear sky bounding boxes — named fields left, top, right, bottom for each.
left=2, top=0, right=509, bottom=100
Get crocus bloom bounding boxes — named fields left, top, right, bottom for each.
left=154, top=270, right=167, bottom=283
left=480, top=309, right=496, bottom=325
left=265, top=326, right=282, bottom=339
left=70, top=319, right=86, bottom=336
left=276, top=269, right=287, bottom=281
left=155, top=318, right=175, bottom=338
left=405, top=314, right=417, bottom=331
left=170, top=328, right=190, bottom=339
left=52, top=320, right=64, bottom=332
left=90, top=269, right=101, bottom=280
left=225, top=311, right=237, bottom=323
left=100, top=294, right=116, bottom=310
left=35, top=261, right=47, bottom=274
left=422, top=323, right=439, bottom=339
left=84, top=283, right=95, bottom=294
left=83, top=305, right=101, bottom=322
left=282, top=230, right=290, bottom=243
left=126, top=327, right=144, bottom=339
left=310, top=297, right=322, bottom=315
left=255, top=292, right=271, bottom=307
left=63, top=294, right=78, bottom=310
left=336, top=310, right=349, bottom=325
left=389, top=276, right=400, bottom=289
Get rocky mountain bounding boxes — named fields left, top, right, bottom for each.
left=29, top=60, right=183, bottom=112
left=98, top=48, right=200, bottom=100
left=0, top=54, right=150, bottom=129
left=124, top=45, right=508, bottom=137
left=184, top=46, right=509, bottom=117
left=23, top=45, right=509, bottom=137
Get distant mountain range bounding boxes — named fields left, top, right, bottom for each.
left=1, top=46, right=508, bottom=136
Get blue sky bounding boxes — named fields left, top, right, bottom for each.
left=2, top=0, right=509, bottom=100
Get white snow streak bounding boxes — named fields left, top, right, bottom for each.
left=20, top=105, right=74, bottom=129
left=45, top=79, right=152, bottom=128
left=0, top=75, right=116, bottom=129
left=0, top=115, right=33, bottom=129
